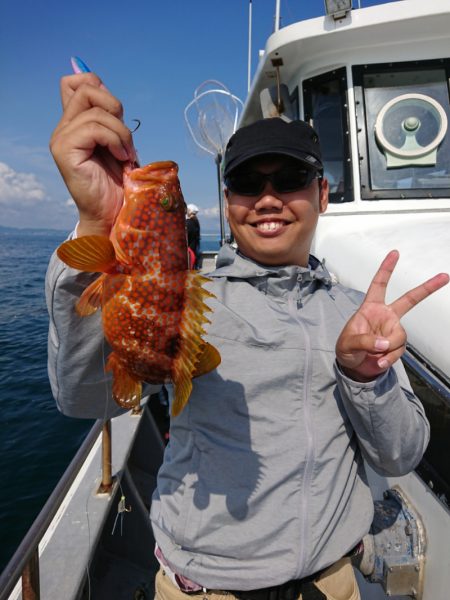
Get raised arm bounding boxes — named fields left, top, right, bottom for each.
left=334, top=250, right=448, bottom=475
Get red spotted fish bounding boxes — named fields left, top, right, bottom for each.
left=57, top=161, right=220, bottom=415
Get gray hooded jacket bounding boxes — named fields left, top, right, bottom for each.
left=45, top=243, right=429, bottom=591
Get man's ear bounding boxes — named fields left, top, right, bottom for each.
left=224, top=188, right=229, bottom=219
left=319, top=178, right=329, bottom=214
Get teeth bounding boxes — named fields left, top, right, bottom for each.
left=257, top=221, right=283, bottom=232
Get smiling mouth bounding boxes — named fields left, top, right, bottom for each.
left=253, top=221, right=288, bottom=233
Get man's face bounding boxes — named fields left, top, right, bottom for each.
left=225, top=156, right=329, bottom=267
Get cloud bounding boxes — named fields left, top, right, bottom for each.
left=0, top=162, right=46, bottom=205
left=202, top=206, right=220, bottom=217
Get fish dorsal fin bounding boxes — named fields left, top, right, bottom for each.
left=105, top=352, right=142, bottom=410
left=57, top=236, right=117, bottom=272
left=171, top=272, right=221, bottom=416
left=76, top=274, right=106, bottom=316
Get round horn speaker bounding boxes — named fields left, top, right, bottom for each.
left=374, top=93, right=447, bottom=161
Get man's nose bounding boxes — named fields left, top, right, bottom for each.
left=254, top=184, right=283, bottom=210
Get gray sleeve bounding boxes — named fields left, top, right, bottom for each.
left=45, top=250, right=161, bottom=419
left=334, top=361, right=430, bottom=476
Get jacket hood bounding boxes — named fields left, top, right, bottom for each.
left=209, top=243, right=334, bottom=300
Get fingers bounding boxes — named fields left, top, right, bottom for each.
left=51, top=107, right=134, bottom=163
left=390, top=272, right=450, bottom=318
left=53, top=73, right=138, bottom=163
left=337, top=330, right=405, bottom=360
left=51, top=78, right=137, bottom=174
left=60, top=72, right=108, bottom=110
left=336, top=326, right=406, bottom=373
left=337, top=250, right=449, bottom=381
left=376, top=346, right=406, bottom=371
left=365, top=250, right=448, bottom=317
left=364, top=250, right=399, bottom=304
left=56, top=78, right=124, bottom=135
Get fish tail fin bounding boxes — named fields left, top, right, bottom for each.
left=76, top=274, right=106, bottom=316
left=57, top=235, right=118, bottom=272
left=171, top=273, right=221, bottom=416
left=106, top=352, right=142, bottom=410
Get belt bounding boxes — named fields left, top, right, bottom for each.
left=228, top=570, right=326, bottom=600
left=224, top=542, right=364, bottom=600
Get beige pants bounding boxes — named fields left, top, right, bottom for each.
left=154, top=558, right=360, bottom=600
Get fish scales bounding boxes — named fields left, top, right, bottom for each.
left=57, top=160, right=220, bottom=415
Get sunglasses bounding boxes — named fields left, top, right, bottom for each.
left=225, top=167, right=322, bottom=196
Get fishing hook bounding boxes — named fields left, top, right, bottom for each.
left=130, top=119, right=141, bottom=133
left=111, top=494, right=132, bottom=536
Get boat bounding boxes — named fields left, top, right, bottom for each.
left=1, top=1, right=449, bottom=598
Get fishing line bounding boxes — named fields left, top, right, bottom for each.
left=84, top=488, right=93, bottom=600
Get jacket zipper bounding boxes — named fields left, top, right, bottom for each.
left=288, top=277, right=315, bottom=577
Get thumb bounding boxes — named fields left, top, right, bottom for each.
left=336, top=333, right=390, bottom=364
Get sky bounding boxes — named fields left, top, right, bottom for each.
left=0, top=0, right=393, bottom=233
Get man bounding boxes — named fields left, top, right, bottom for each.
left=47, top=72, right=448, bottom=600
left=186, top=203, right=201, bottom=269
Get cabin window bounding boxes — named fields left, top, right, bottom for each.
left=303, top=68, right=353, bottom=203
left=353, top=60, right=450, bottom=199
left=403, top=349, right=450, bottom=508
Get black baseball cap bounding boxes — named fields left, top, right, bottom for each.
left=223, top=118, right=323, bottom=177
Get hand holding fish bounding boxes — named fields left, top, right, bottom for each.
left=49, top=72, right=137, bottom=237
left=335, top=250, right=449, bottom=382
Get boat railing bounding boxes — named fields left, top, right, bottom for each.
left=0, top=419, right=104, bottom=600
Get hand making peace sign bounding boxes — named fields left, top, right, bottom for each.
left=336, top=250, right=449, bottom=382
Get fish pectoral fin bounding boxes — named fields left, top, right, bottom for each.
left=76, top=274, right=106, bottom=316
left=57, top=236, right=117, bottom=272
left=172, top=377, right=193, bottom=417
left=193, top=342, right=221, bottom=378
left=106, top=353, right=142, bottom=410
left=110, top=230, right=133, bottom=266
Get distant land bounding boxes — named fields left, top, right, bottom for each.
left=0, top=224, right=220, bottom=234
left=0, top=224, right=69, bottom=235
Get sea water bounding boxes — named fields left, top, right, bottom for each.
left=0, top=228, right=94, bottom=572
left=0, top=228, right=220, bottom=572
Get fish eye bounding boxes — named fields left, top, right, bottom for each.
left=160, top=195, right=178, bottom=212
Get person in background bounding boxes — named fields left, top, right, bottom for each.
left=46, top=71, right=449, bottom=600
left=186, top=203, right=202, bottom=269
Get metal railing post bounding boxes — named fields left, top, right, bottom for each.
left=21, top=548, right=40, bottom=600
left=97, top=420, right=113, bottom=494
